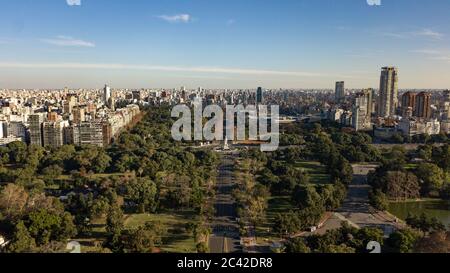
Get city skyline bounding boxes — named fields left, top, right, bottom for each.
left=0, top=0, right=450, bottom=89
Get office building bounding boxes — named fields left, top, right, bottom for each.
left=335, top=81, right=345, bottom=102
left=256, top=87, right=264, bottom=104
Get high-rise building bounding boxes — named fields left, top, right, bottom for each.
left=43, top=121, right=65, bottom=148
left=335, top=81, right=345, bottom=102
left=352, top=89, right=372, bottom=131
left=28, top=114, right=43, bottom=146
left=86, top=103, right=97, bottom=116
left=132, top=90, right=142, bottom=101
left=256, top=87, right=264, bottom=104
left=72, top=107, right=86, bottom=124
left=415, top=92, right=432, bottom=119
left=73, top=121, right=104, bottom=147
left=444, top=89, right=450, bottom=102
left=362, top=88, right=373, bottom=116
left=103, top=84, right=111, bottom=106
left=102, top=122, right=113, bottom=146
left=401, top=92, right=417, bottom=117
left=63, top=94, right=77, bottom=114
left=377, top=67, right=399, bottom=118
left=7, top=121, right=26, bottom=141
left=0, top=121, right=7, bottom=138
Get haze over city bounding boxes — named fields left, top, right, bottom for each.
left=0, top=0, right=449, bottom=89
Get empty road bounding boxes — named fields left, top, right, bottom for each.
left=209, top=152, right=241, bottom=253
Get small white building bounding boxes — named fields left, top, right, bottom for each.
left=398, top=118, right=440, bottom=137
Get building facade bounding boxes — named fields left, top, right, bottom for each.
left=378, top=67, right=399, bottom=118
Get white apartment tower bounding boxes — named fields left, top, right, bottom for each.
left=103, top=84, right=111, bottom=106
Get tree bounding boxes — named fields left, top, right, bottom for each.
left=406, top=213, right=446, bottom=234
left=246, top=197, right=268, bottom=236
left=25, top=209, right=76, bottom=246
left=126, top=178, right=158, bottom=213
left=440, top=183, right=450, bottom=200
left=415, top=163, right=445, bottom=195
left=165, top=180, right=191, bottom=209
left=273, top=212, right=302, bottom=237
left=387, top=228, right=420, bottom=253
left=318, top=184, right=345, bottom=211
left=433, top=144, right=450, bottom=172
left=292, top=185, right=323, bottom=210
left=284, top=146, right=302, bottom=162
left=0, top=146, right=10, bottom=165
left=324, top=244, right=356, bottom=254
left=324, top=244, right=356, bottom=253
left=122, top=226, right=157, bottom=253
left=384, top=171, right=420, bottom=200
left=196, top=242, right=209, bottom=253
left=41, top=164, right=64, bottom=184
left=0, top=184, right=29, bottom=220
left=285, top=238, right=311, bottom=253
left=6, top=221, right=36, bottom=253
left=257, top=169, right=280, bottom=193
left=105, top=205, right=124, bottom=252
left=414, top=231, right=450, bottom=253
left=369, top=189, right=389, bottom=211
left=417, top=145, right=432, bottom=161
left=72, top=146, right=111, bottom=173
left=7, top=141, right=28, bottom=164
left=329, top=156, right=353, bottom=185
left=356, top=227, right=384, bottom=251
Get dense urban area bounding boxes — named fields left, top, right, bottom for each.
left=0, top=66, right=449, bottom=253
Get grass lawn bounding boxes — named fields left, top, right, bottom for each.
left=124, top=210, right=199, bottom=253
left=294, top=161, right=331, bottom=185
left=404, top=163, right=418, bottom=170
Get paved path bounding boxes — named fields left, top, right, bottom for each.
left=209, top=152, right=241, bottom=253
left=318, top=164, right=404, bottom=236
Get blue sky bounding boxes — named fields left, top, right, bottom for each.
left=0, top=0, right=449, bottom=89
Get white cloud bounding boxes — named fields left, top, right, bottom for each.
left=382, top=32, right=407, bottom=39
left=157, top=14, right=192, bottom=23
left=0, top=62, right=327, bottom=77
left=41, top=36, right=95, bottom=48
left=409, top=49, right=442, bottom=55
left=66, top=0, right=81, bottom=6
left=382, top=28, right=444, bottom=41
left=412, top=28, right=444, bottom=40
left=0, top=62, right=373, bottom=80
left=410, top=48, right=450, bottom=62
